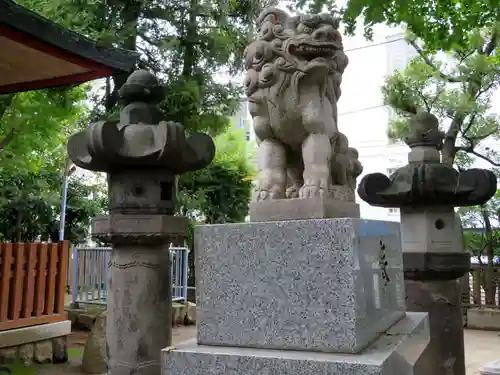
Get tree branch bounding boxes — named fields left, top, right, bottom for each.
left=482, top=29, right=499, bottom=56
left=465, top=127, right=499, bottom=144
left=476, top=80, right=497, bottom=99
left=461, top=113, right=477, bottom=139
left=456, top=146, right=500, bottom=166
left=415, top=87, right=431, bottom=111
left=430, top=87, right=444, bottom=108
left=136, top=46, right=160, bottom=71
left=137, top=31, right=163, bottom=48
left=409, top=40, right=463, bottom=83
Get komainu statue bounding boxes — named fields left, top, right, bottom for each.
left=245, top=8, right=360, bottom=202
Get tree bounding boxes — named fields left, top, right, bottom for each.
left=179, top=128, right=256, bottom=287
left=18, top=0, right=277, bottom=134
left=179, top=128, right=255, bottom=224
left=459, top=190, right=500, bottom=305
left=382, top=29, right=500, bottom=167
left=0, top=168, right=59, bottom=242
left=10, top=1, right=260, bottom=292
left=382, top=28, right=500, bottom=304
left=62, top=174, right=108, bottom=244
left=290, top=0, right=500, bottom=52
left=0, top=167, right=107, bottom=243
left=0, top=87, right=88, bottom=172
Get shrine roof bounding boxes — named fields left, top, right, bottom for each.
left=0, top=0, right=139, bottom=94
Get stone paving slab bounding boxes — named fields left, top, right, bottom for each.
left=464, top=329, right=500, bottom=375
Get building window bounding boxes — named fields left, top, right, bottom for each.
left=245, top=131, right=251, bottom=141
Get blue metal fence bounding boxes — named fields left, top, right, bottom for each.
left=71, top=246, right=190, bottom=306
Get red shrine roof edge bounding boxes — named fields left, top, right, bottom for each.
left=0, top=0, right=139, bottom=94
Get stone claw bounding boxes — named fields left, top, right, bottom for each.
left=252, top=177, right=286, bottom=201
left=253, top=188, right=270, bottom=201
left=286, top=185, right=300, bottom=198
left=299, top=178, right=329, bottom=199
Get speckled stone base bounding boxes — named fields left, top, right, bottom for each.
left=249, top=197, right=360, bottom=222
left=195, top=219, right=406, bottom=354
left=163, top=312, right=430, bottom=375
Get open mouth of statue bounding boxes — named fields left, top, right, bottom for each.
left=289, top=43, right=336, bottom=59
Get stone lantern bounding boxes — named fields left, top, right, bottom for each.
left=67, top=70, right=215, bottom=375
left=358, top=112, right=497, bottom=375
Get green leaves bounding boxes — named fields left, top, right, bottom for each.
left=290, top=0, right=500, bottom=53
left=383, top=27, right=500, bottom=167
left=0, top=167, right=107, bottom=243
left=0, top=86, right=88, bottom=173
left=178, top=127, right=255, bottom=224
left=7, top=0, right=257, bottom=237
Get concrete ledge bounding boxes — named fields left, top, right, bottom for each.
left=0, top=320, right=71, bottom=349
left=467, top=308, right=500, bottom=331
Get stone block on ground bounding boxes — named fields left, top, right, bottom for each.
left=164, top=312, right=429, bottom=375
left=0, top=347, right=17, bottom=364
left=82, top=310, right=107, bottom=374
left=467, top=308, right=500, bottom=331
left=195, top=218, right=406, bottom=354
left=17, top=343, right=34, bottom=365
left=66, top=305, right=106, bottom=331
left=76, top=312, right=98, bottom=331
left=34, top=340, right=53, bottom=364
left=185, top=302, right=196, bottom=325
left=66, top=308, right=86, bottom=326
left=52, top=336, right=68, bottom=363
left=480, top=360, right=500, bottom=375
left=172, top=304, right=186, bottom=326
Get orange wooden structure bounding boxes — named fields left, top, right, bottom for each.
left=0, top=241, right=69, bottom=331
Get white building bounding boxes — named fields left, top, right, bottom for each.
left=232, top=99, right=254, bottom=142
left=338, top=30, right=418, bottom=221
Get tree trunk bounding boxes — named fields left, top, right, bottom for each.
left=441, top=117, right=463, bottom=166
left=182, top=0, right=198, bottom=79
left=105, top=2, right=140, bottom=113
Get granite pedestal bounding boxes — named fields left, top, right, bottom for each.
left=249, top=186, right=359, bottom=222
left=162, top=218, right=430, bottom=375
left=195, top=219, right=405, bottom=354
left=163, top=312, right=429, bottom=375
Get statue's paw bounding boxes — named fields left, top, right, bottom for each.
left=252, top=188, right=270, bottom=202
left=299, top=178, right=329, bottom=199
left=253, top=184, right=286, bottom=201
left=286, top=185, right=300, bottom=198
